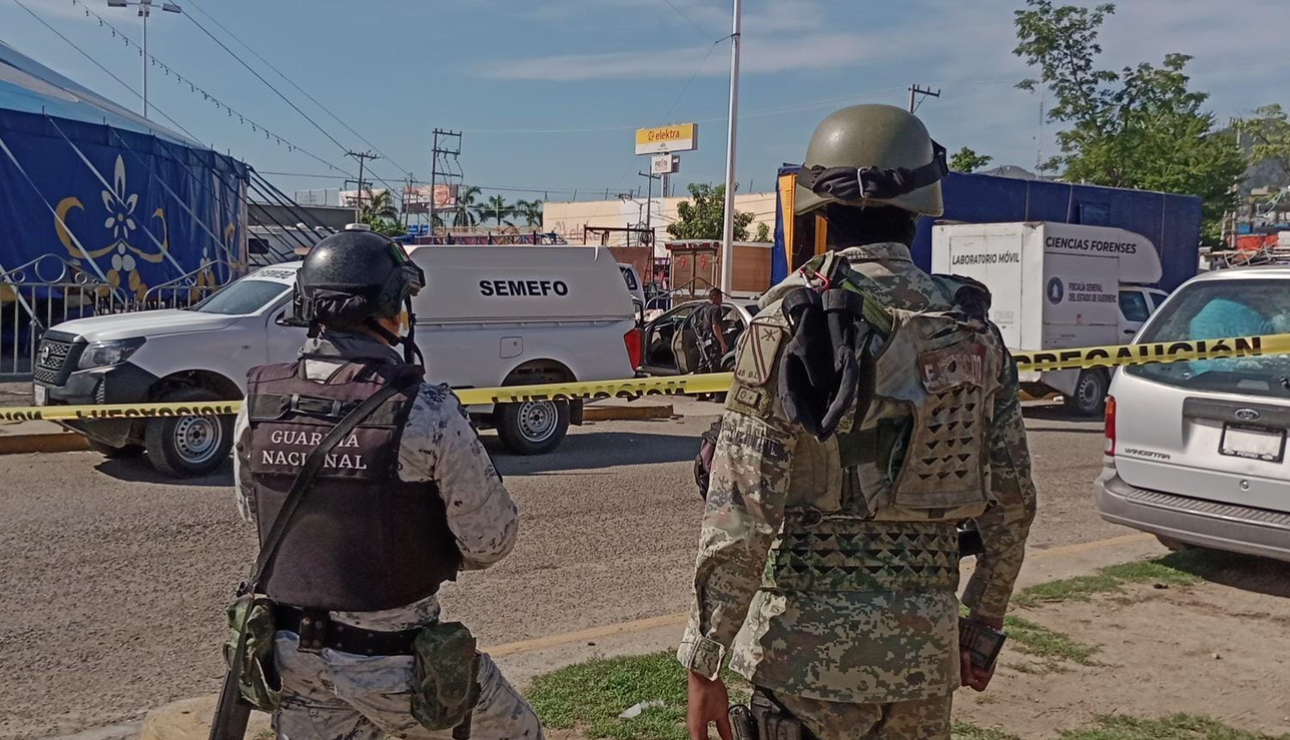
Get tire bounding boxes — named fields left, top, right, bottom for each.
left=145, top=387, right=235, bottom=478
left=496, top=399, right=570, bottom=455
left=1064, top=369, right=1109, bottom=417
left=86, top=439, right=144, bottom=459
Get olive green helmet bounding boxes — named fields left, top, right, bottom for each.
left=795, top=104, right=947, bottom=217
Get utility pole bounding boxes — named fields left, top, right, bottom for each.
left=720, top=0, right=743, bottom=294
left=345, top=151, right=380, bottom=222
left=638, top=171, right=661, bottom=247
left=429, top=129, right=462, bottom=234
left=106, top=0, right=182, bottom=119
left=908, top=84, right=941, bottom=113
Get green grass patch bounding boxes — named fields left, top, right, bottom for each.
left=1012, top=551, right=1215, bottom=608
left=1004, top=615, right=1099, bottom=668
left=526, top=652, right=749, bottom=740
left=953, top=722, right=1023, bottom=740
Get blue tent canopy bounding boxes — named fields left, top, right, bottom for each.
left=0, top=41, right=249, bottom=302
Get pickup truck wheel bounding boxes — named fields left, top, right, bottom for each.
left=496, top=400, right=569, bottom=455
left=1064, top=369, right=1108, bottom=417
left=145, top=388, right=234, bottom=478
left=86, top=439, right=143, bottom=459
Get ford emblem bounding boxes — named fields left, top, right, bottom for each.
left=1235, top=408, right=1261, bottom=421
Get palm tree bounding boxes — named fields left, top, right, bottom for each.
left=454, top=186, right=481, bottom=228
left=359, top=188, right=399, bottom=223
left=480, top=194, right=514, bottom=226
left=515, top=199, right=544, bottom=227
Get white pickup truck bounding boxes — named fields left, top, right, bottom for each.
left=33, top=245, right=640, bottom=477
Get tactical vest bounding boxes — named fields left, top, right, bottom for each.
left=841, top=305, right=1004, bottom=523
left=246, top=360, right=462, bottom=612
left=764, top=272, right=1006, bottom=595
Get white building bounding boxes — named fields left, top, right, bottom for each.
left=543, top=192, right=777, bottom=257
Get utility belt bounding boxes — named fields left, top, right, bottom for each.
left=274, top=605, right=419, bottom=656
left=223, top=596, right=481, bottom=735
left=729, top=689, right=817, bottom=740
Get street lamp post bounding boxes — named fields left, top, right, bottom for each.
left=106, top=0, right=183, bottom=119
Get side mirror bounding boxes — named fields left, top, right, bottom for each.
left=275, top=307, right=309, bottom=328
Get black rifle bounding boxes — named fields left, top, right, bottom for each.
left=208, top=375, right=418, bottom=740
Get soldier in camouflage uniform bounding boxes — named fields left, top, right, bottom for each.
left=678, top=105, right=1037, bottom=740
left=233, top=226, right=543, bottom=740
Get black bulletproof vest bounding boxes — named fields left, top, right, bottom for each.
left=246, top=360, right=462, bottom=612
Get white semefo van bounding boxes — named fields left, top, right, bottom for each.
left=32, top=244, right=640, bottom=477
left=932, top=222, right=1168, bottom=416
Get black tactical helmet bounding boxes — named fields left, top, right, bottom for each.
left=295, top=224, right=426, bottom=362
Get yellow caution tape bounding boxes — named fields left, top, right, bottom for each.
left=0, top=373, right=736, bottom=422
left=3, top=332, right=1288, bottom=423
left=1012, top=333, right=1290, bottom=373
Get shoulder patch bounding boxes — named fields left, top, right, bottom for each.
left=733, top=319, right=787, bottom=387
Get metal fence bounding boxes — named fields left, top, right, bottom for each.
left=1, top=255, right=236, bottom=380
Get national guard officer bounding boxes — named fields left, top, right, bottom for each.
left=677, top=105, right=1037, bottom=740
left=231, top=225, right=543, bottom=740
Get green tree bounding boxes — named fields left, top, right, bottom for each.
left=666, top=183, right=754, bottom=241
left=472, top=194, right=514, bottom=227
left=358, top=188, right=405, bottom=237
left=1237, top=104, right=1290, bottom=189
left=1013, top=0, right=1247, bottom=243
left=951, top=147, right=994, bottom=173
left=515, top=199, right=545, bottom=226
left=754, top=222, right=772, bottom=242
left=453, top=186, right=481, bottom=228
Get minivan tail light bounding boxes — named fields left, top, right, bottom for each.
left=1104, top=396, right=1117, bottom=457
left=624, top=328, right=643, bottom=370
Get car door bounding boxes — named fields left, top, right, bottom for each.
left=640, top=304, right=697, bottom=375
left=265, top=298, right=309, bottom=365
left=1118, top=288, right=1153, bottom=340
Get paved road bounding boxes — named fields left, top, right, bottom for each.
left=0, top=399, right=1112, bottom=740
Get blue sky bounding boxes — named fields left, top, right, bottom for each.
left=4, top=0, right=1288, bottom=205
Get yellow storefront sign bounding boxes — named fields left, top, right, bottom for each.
left=635, top=124, right=698, bottom=155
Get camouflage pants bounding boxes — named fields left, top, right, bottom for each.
left=272, top=633, right=543, bottom=740
left=770, top=689, right=952, bottom=740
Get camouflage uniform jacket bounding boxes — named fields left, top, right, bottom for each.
left=233, top=330, right=519, bottom=632
left=677, top=243, right=1037, bottom=704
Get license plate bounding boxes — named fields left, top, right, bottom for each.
left=1220, top=424, right=1286, bottom=463
left=33, top=385, right=47, bottom=406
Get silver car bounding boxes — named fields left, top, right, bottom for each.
left=1095, top=266, right=1290, bottom=562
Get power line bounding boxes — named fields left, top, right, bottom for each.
left=8, top=0, right=202, bottom=143
left=181, top=0, right=414, bottom=178
left=655, top=0, right=724, bottom=42
left=65, top=0, right=358, bottom=179
left=181, top=10, right=409, bottom=197
left=662, top=37, right=725, bottom=123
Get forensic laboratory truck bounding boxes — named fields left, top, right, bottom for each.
left=931, top=222, right=1168, bottom=416
left=32, top=242, right=641, bottom=477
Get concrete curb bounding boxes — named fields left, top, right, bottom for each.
left=130, top=533, right=1166, bottom=740
left=0, top=431, right=89, bottom=455
left=583, top=404, right=674, bottom=422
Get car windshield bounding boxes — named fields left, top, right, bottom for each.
left=1127, top=278, right=1290, bottom=399
left=191, top=279, right=289, bottom=315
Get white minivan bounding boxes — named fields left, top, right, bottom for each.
left=33, top=243, right=641, bottom=477
left=1096, top=266, right=1290, bottom=561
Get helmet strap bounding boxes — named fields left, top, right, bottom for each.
left=363, top=298, right=424, bottom=366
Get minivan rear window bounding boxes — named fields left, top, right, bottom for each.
left=1127, top=279, right=1290, bottom=399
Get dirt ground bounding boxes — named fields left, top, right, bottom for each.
left=956, top=552, right=1290, bottom=739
